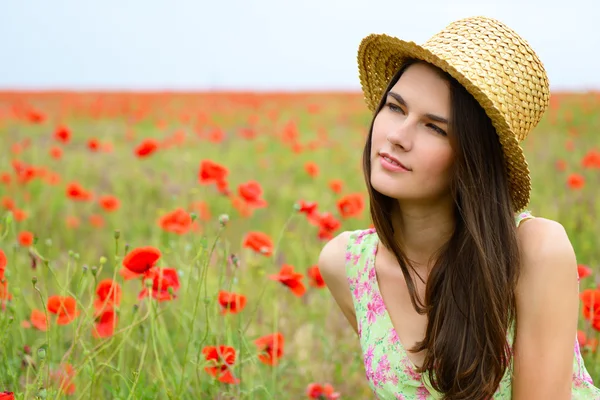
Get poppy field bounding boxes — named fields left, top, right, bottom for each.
left=0, top=89, right=599, bottom=399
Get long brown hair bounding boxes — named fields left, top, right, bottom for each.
left=362, top=59, right=521, bottom=399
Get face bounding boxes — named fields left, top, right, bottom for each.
left=370, top=62, right=454, bottom=205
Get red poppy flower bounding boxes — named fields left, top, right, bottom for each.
left=269, top=264, right=305, bottom=297
left=49, top=146, right=63, bottom=159
left=93, top=309, right=117, bottom=338
left=254, top=332, right=284, bottom=365
left=238, top=181, right=268, bottom=208
left=89, top=214, right=104, bottom=228
left=88, top=138, right=101, bottom=151
left=0, top=249, right=6, bottom=280
left=28, top=309, right=48, bottom=331
left=158, top=208, right=192, bottom=234
left=1, top=197, right=15, bottom=211
left=231, top=196, right=253, bottom=218
left=138, top=267, right=180, bottom=302
left=202, top=345, right=240, bottom=384
left=18, top=231, right=34, bottom=247
left=54, top=125, right=71, bottom=143
left=243, top=232, right=274, bottom=256
left=336, top=193, right=364, bottom=218
left=218, top=291, right=247, bottom=315
left=98, top=195, right=120, bottom=212
left=12, top=208, right=28, bottom=222
left=297, top=200, right=318, bottom=215
left=121, top=246, right=161, bottom=274
left=47, top=295, right=80, bottom=325
left=94, top=279, right=121, bottom=314
left=581, top=289, right=600, bottom=330
left=0, top=392, right=15, bottom=400
left=199, top=160, right=228, bottom=185
left=134, top=138, right=160, bottom=158
left=307, top=265, right=326, bottom=288
left=0, top=173, right=10, bottom=185
left=66, top=182, right=93, bottom=201
left=317, top=212, right=341, bottom=240
left=328, top=179, right=343, bottom=194
left=578, top=264, right=592, bottom=280
left=50, top=363, right=76, bottom=395
left=304, top=161, right=319, bottom=177
left=567, top=173, right=585, bottom=190
left=0, top=279, right=10, bottom=301
left=188, top=201, right=211, bottom=221
left=582, top=149, right=600, bottom=169
left=306, top=383, right=341, bottom=399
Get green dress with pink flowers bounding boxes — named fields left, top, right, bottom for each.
left=345, top=210, right=600, bottom=399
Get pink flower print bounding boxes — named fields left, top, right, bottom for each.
left=364, top=344, right=375, bottom=366
left=372, top=368, right=387, bottom=388
left=395, top=394, right=407, bottom=400
left=388, top=327, right=400, bottom=345
left=367, top=296, right=385, bottom=324
left=401, top=356, right=421, bottom=381
left=416, top=385, right=430, bottom=400
left=345, top=251, right=352, bottom=263
left=368, top=264, right=376, bottom=280
left=364, top=345, right=376, bottom=381
left=375, top=354, right=391, bottom=380
left=360, top=281, right=371, bottom=296
left=353, top=284, right=363, bottom=300
left=352, top=253, right=361, bottom=265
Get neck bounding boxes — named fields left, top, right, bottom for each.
left=391, top=198, right=455, bottom=270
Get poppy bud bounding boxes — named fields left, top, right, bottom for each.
left=31, top=276, right=37, bottom=285
left=37, top=347, right=46, bottom=360
left=219, top=214, right=229, bottom=227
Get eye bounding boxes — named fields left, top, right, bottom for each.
left=386, top=103, right=404, bottom=113
left=427, top=123, right=447, bottom=136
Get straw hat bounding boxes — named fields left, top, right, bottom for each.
left=357, top=16, right=550, bottom=211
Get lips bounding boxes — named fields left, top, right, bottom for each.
left=378, top=152, right=411, bottom=171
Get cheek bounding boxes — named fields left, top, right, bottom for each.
left=419, top=145, right=454, bottom=184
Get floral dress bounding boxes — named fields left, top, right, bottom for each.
left=345, top=210, right=600, bottom=399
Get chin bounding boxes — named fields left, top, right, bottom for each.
left=370, top=172, right=408, bottom=200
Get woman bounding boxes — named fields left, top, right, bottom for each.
left=318, top=16, right=600, bottom=399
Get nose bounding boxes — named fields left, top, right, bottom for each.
left=386, top=119, right=413, bottom=151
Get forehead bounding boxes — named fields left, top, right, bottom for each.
left=389, top=63, right=451, bottom=113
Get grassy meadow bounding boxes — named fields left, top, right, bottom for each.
left=0, top=90, right=599, bottom=399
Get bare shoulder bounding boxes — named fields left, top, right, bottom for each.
left=512, top=219, right=579, bottom=397
left=516, top=217, right=576, bottom=276
left=318, top=230, right=352, bottom=278
left=318, top=230, right=358, bottom=333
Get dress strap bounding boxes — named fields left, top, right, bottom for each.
left=515, top=210, right=535, bottom=227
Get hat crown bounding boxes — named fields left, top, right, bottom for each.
left=421, top=16, right=550, bottom=142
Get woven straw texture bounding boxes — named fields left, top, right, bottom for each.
left=357, top=16, right=550, bottom=211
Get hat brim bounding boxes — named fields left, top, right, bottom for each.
left=357, top=33, right=531, bottom=212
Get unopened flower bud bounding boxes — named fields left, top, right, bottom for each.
left=37, top=347, right=46, bottom=360
left=31, top=276, right=37, bottom=285
left=144, top=278, right=153, bottom=288
left=91, top=266, right=98, bottom=276
left=218, top=214, right=229, bottom=226
left=99, top=256, right=107, bottom=265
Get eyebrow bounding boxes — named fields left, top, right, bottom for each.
left=387, top=91, right=449, bottom=124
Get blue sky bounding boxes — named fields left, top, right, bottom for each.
left=1, top=0, right=598, bottom=91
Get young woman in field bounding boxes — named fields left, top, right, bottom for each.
left=318, top=16, right=600, bottom=399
